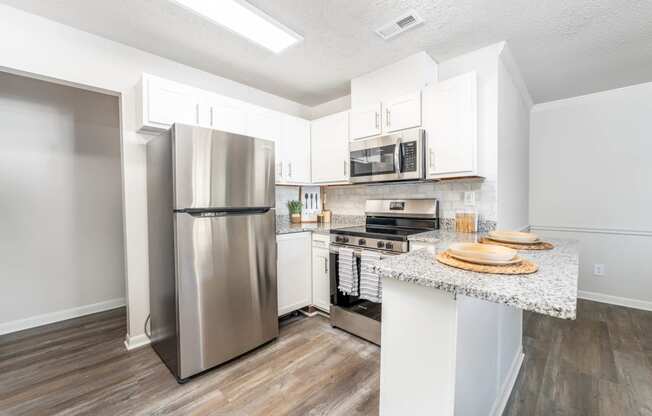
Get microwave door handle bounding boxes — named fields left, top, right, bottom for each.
left=394, top=139, right=402, bottom=174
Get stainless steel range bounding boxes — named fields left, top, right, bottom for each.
left=329, top=199, right=439, bottom=345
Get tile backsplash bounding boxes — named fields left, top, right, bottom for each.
left=275, top=186, right=301, bottom=215
left=277, top=179, right=497, bottom=225
left=322, top=179, right=496, bottom=222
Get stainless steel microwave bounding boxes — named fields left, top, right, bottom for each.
left=349, top=128, right=425, bottom=184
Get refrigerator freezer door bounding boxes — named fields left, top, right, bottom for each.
left=174, top=209, right=278, bottom=379
left=172, top=124, right=275, bottom=210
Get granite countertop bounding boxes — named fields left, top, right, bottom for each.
left=276, top=215, right=364, bottom=235
left=379, top=232, right=579, bottom=319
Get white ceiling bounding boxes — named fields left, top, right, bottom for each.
left=3, top=0, right=652, bottom=106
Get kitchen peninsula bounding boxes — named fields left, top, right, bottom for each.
left=378, top=232, right=579, bottom=416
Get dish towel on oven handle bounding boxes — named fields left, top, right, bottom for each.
left=337, top=246, right=359, bottom=296
left=359, top=250, right=382, bottom=303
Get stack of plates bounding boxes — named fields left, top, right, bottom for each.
left=447, top=242, right=520, bottom=266
left=486, top=231, right=540, bottom=244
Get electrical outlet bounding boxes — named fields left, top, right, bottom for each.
left=464, top=191, right=476, bottom=206
left=593, top=264, right=606, bottom=276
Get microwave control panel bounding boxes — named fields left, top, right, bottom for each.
left=400, top=141, right=417, bottom=172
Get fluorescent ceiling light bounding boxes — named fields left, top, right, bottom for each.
left=171, top=0, right=303, bottom=53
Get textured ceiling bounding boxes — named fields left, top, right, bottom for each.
left=2, top=0, right=652, bottom=105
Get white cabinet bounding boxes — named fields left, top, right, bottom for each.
left=138, top=74, right=199, bottom=133
left=423, top=72, right=478, bottom=179
left=279, top=115, right=311, bottom=184
left=311, top=234, right=331, bottom=312
left=277, top=232, right=312, bottom=316
left=349, top=91, right=422, bottom=140
left=382, top=91, right=421, bottom=133
left=198, top=93, right=247, bottom=135
left=245, top=106, right=281, bottom=142
left=311, top=111, right=350, bottom=183
left=349, top=104, right=382, bottom=140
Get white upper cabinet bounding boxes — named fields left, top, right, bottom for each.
left=349, top=103, right=382, bottom=140
left=279, top=115, right=311, bottom=184
left=245, top=106, right=281, bottom=142
left=382, top=91, right=421, bottom=133
left=349, top=92, right=422, bottom=140
left=139, top=74, right=199, bottom=132
left=311, top=111, right=350, bottom=183
left=199, top=93, right=247, bottom=135
left=423, top=71, right=478, bottom=179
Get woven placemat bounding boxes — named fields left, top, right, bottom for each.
left=436, top=251, right=538, bottom=275
left=479, top=237, right=554, bottom=251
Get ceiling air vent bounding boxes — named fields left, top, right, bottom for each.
left=375, top=10, right=424, bottom=40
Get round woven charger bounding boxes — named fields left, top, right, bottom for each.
left=478, top=237, right=554, bottom=251
left=436, top=251, right=538, bottom=275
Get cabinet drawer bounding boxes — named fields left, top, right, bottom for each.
left=312, top=232, right=330, bottom=247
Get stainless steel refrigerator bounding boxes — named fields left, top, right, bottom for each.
left=146, top=123, right=278, bottom=382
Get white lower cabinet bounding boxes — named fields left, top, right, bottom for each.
left=276, top=232, right=312, bottom=316
left=311, top=234, right=331, bottom=312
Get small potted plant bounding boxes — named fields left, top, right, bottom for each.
left=287, top=200, right=303, bottom=224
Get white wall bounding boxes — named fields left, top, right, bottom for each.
left=0, top=3, right=311, bottom=346
left=0, top=72, right=124, bottom=333
left=497, top=46, right=531, bottom=231
left=530, top=82, right=652, bottom=308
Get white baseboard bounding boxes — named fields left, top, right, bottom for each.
left=0, top=298, right=126, bottom=336
left=578, top=290, right=652, bottom=312
left=490, top=350, right=525, bottom=416
left=124, top=333, right=151, bottom=351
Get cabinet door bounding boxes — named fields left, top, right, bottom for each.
left=207, top=95, right=247, bottom=135
left=246, top=106, right=281, bottom=142
left=311, top=111, right=350, bottom=183
left=311, top=246, right=331, bottom=312
left=246, top=107, right=282, bottom=181
left=349, top=104, right=382, bottom=140
left=280, top=115, right=311, bottom=184
left=383, top=91, right=421, bottom=133
left=277, top=233, right=312, bottom=316
left=423, top=72, right=477, bottom=178
left=147, top=76, right=199, bottom=127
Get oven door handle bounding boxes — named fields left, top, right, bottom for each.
left=394, top=138, right=402, bottom=174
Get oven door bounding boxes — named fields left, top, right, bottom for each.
left=349, top=128, right=424, bottom=183
left=328, top=244, right=397, bottom=307
left=328, top=244, right=397, bottom=345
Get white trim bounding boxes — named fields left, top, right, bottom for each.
left=490, top=350, right=524, bottom=416
left=124, top=333, right=151, bottom=350
left=0, top=298, right=126, bottom=336
left=530, top=225, right=652, bottom=237
left=578, top=290, right=652, bottom=312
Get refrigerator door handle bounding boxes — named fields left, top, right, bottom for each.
left=178, top=207, right=272, bottom=217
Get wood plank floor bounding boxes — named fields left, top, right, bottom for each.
left=1, top=299, right=651, bottom=415
left=505, top=299, right=652, bottom=416
left=0, top=311, right=379, bottom=416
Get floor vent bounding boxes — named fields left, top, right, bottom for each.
left=375, top=10, right=424, bottom=40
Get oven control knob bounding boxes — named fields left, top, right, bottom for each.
left=335, top=236, right=343, bottom=243
left=342, top=237, right=350, bottom=243
left=385, top=242, right=394, bottom=250
left=358, top=239, right=366, bottom=246
left=376, top=241, right=385, bottom=248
